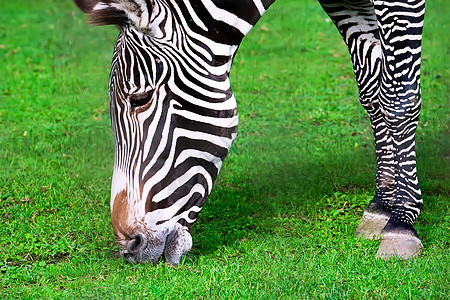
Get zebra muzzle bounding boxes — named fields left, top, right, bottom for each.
left=121, top=232, right=165, bottom=265
left=121, top=223, right=192, bottom=265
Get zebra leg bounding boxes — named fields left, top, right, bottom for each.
left=319, top=0, right=395, bottom=238
left=371, top=0, right=425, bottom=259
left=319, top=0, right=424, bottom=259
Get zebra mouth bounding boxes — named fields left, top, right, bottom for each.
left=120, top=223, right=192, bottom=265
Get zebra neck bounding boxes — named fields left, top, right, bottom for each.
left=172, top=0, right=276, bottom=45
left=171, top=0, right=276, bottom=73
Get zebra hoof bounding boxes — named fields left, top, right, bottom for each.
left=354, top=211, right=390, bottom=239
left=376, top=234, right=423, bottom=260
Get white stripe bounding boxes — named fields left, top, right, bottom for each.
left=254, top=0, right=266, bottom=16
left=151, top=165, right=213, bottom=203
left=168, top=76, right=237, bottom=110
left=151, top=183, right=206, bottom=220
left=174, top=109, right=238, bottom=129
left=174, top=149, right=223, bottom=170
left=201, top=0, right=253, bottom=35
left=184, top=1, right=208, bottom=31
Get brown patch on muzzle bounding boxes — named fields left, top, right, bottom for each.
left=111, top=190, right=132, bottom=243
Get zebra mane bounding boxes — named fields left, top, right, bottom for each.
left=74, top=0, right=151, bottom=27
left=89, top=7, right=129, bottom=26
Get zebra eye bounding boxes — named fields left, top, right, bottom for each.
left=129, top=90, right=154, bottom=111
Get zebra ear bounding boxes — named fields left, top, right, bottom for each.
left=73, top=0, right=129, bottom=26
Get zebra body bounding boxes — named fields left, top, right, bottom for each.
left=74, top=0, right=425, bottom=264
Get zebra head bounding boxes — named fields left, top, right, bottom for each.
left=74, top=0, right=268, bottom=264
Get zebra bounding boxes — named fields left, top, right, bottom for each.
left=73, top=0, right=425, bottom=264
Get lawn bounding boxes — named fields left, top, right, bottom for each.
left=0, top=0, right=448, bottom=298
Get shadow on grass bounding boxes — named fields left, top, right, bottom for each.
left=189, top=126, right=449, bottom=258
left=190, top=146, right=372, bottom=255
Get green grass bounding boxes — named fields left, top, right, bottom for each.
left=0, top=0, right=448, bottom=298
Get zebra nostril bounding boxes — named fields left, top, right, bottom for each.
left=122, top=232, right=166, bottom=264
left=127, top=234, right=146, bottom=253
